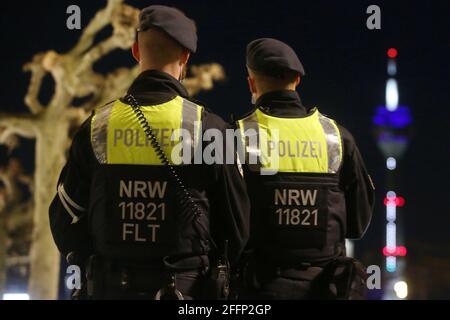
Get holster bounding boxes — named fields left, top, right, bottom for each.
left=233, top=250, right=256, bottom=294
left=206, top=259, right=230, bottom=300
left=237, top=252, right=367, bottom=300
left=86, top=255, right=105, bottom=299
left=312, top=256, right=368, bottom=300
left=86, top=255, right=163, bottom=299
left=203, top=240, right=231, bottom=300
left=85, top=254, right=210, bottom=300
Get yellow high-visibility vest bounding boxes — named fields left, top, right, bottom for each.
left=91, top=96, right=203, bottom=165
left=237, top=108, right=343, bottom=174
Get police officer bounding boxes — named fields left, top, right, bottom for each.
left=49, top=5, right=250, bottom=299
left=235, top=38, right=374, bottom=299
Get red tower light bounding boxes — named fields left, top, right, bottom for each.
left=387, top=48, right=398, bottom=59
left=396, top=196, right=406, bottom=207
left=397, top=246, right=407, bottom=256
left=383, top=246, right=407, bottom=257
left=384, top=196, right=406, bottom=207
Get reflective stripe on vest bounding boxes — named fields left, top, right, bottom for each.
left=91, top=96, right=203, bottom=165
left=237, top=108, right=342, bottom=174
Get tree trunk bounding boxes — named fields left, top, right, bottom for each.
left=28, top=121, right=69, bottom=299
left=0, top=215, right=6, bottom=297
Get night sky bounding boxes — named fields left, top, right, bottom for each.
left=1, top=1, right=449, bottom=298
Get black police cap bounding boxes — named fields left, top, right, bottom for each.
left=246, top=38, right=305, bottom=77
left=138, top=5, right=197, bottom=53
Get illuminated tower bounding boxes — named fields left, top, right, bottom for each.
left=372, top=48, right=413, bottom=300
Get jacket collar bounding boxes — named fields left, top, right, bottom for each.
left=126, top=69, right=189, bottom=104
left=255, top=90, right=308, bottom=117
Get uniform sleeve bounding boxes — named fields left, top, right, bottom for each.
left=339, top=126, right=375, bottom=239
left=203, top=111, right=251, bottom=265
left=49, top=117, right=94, bottom=258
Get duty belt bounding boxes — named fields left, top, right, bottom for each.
left=86, top=254, right=209, bottom=299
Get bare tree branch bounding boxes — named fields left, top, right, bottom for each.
left=77, top=3, right=138, bottom=73
left=69, top=0, right=124, bottom=56
left=184, top=64, right=226, bottom=96
left=0, top=113, right=38, bottom=139
left=65, top=108, right=90, bottom=126
left=23, top=53, right=46, bottom=114
left=0, top=128, right=20, bottom=152
left=6, top=256, right=30, bottom=268
left=0, top=171, right=15, bottom=200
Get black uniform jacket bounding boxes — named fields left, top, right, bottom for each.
left=237, top=90, right=375, bottom=263
left=49, top=70, right=250, bottom=265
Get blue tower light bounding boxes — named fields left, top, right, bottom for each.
left=372, top=105, right=413, bottom=129
left=386, top=256, right=397, bottom=273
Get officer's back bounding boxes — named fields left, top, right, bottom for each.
left=49, top=6, right=250, bottom=300
left=236, top=38, right=375, bottom=299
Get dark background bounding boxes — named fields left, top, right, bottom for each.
left=1, top=0, right=449, bottom=298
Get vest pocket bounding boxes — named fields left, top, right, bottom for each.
left=262, top=180, right=336, bottom=250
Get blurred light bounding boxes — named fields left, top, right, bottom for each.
left=386, top=157, right=397, bottom=170
left=397, top=246, right=407, bottom=256
left=384, top=196, right=406, bottom=207
left=396, top=196, right=405, bottom=207
left=386, top=79, right=399, bottom=111
left=387, top=203, right=396, bottom=221
left=394, top=281, right=408, bottom=299
left=386, top=222, right=396, bottom=250
left=3, top=293, right=30, bottom=300
left=386, top=191, right=396, bottom=198
left=376, top=133, right=409, bottom=144
left=372, top=105, right=413, bottom=129
left=384, top=197, right=394, bottom=206
left=346, top=239, right=354, bottom=258
left=383, top=246, right=407, bottom=257
left=387, top=48, right=398, bottom=59
left=388, top=59, right=397, bottom=76
left=386, top=256, right=397, bottom=272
